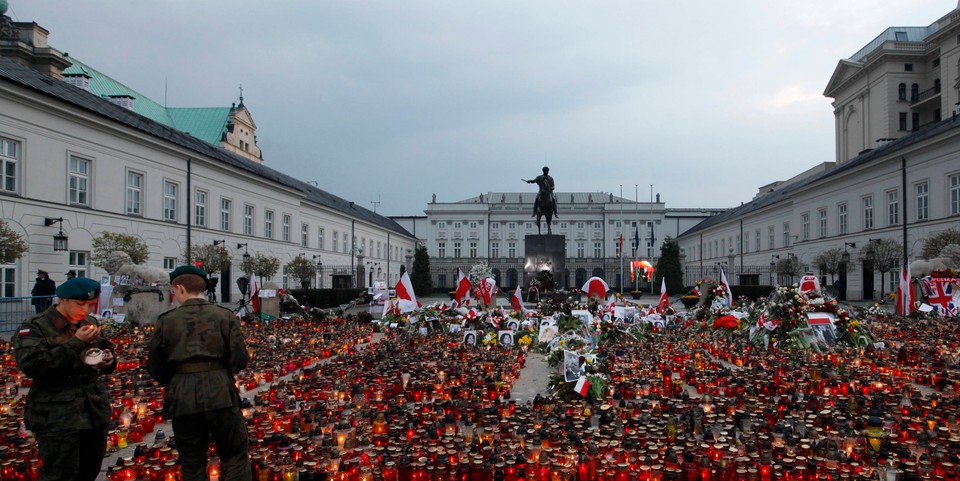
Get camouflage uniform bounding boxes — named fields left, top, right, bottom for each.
left=147, top=298, right=251, bottom=481
left=14, top=308, right=115, bottom=481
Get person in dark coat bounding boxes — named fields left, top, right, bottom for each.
left=15, top=277, right=116, bottom=481
left=30, top=269, right=57, bottom=313
left=147, top=266, right=251, bottom=481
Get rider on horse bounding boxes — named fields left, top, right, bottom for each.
left=523, top=166, right=557, bottom=218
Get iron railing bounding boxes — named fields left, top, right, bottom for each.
left=0, top=296, right=55, bottom=332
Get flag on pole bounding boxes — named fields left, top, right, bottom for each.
left=720, top=268, right=734, bottom=306
left=574, top=376, right=591, bottom=397
left=251, top=278, right=261, bottom=314
left=633, top=225, right=640, bottom=256
left=896, top=263, right=914, bottom=316
left=454, top=268, right=471, bottom=307
left=395, top=272, right=418, bottom=313
left=618, top=232, right=624, bottom=257
left=478, top=277, right=497, bottom=306
left=657, top=277, right=669, bottom=313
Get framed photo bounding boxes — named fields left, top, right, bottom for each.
left=538, top=323, right=559, bottom=343
left=506, top=319, right=520, bottom=331
left=498, top=330, right=514, bottom=346
left=806, top=312, right=837, bottom=345
left=539, top=318, right=556, bottom=329
left=563, top=350, right=584, bottom=383
left=463, top=330, right=478, bottom=346
left=571, top=310, right=592, bottom=325
left=100, top=275, right=111, bottom=286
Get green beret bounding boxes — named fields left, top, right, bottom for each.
left=170, top=265, right=208, bottom=283
left=56, top=277, right=101, bottom=300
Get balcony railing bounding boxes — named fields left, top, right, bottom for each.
left=911, top=84, right=941, bottom=105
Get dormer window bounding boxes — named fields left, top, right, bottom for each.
left=63, top=74, right=90, bottom=91
left=107, top=95, right=135, bottom=110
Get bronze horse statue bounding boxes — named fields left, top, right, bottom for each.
left=534, top=192, right=557, bottom=234
left=524, top=167, right=558, bottom=234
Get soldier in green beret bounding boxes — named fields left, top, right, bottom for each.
left=14, top=277, right=117, bottom=481
left=147, top=266, right=251, bottom=481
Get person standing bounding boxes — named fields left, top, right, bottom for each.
left=147, top=266, right=251, bottom=481
left=30, top=269, right=56, bottom=313
left=14, top=277, right=116, bottom=481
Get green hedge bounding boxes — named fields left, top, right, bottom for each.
left=288, top=288, right=367, bottom=308
left=730, top=285, right=775, bottom=300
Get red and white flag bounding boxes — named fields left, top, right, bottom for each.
left=464, top=308, right=478, bottom=321
left=657, top=277, right=669, bottom=313
left=478, top=277, right=497, bottom=305
left=454, top=268, right=471, bottom=307
left=510, top=286, right=527, bottom=312
left=799, top=272, right=820, bottom=294
left=581, top=276, right=609, bottom=299
left=251, top=278, right=261, bottom=313
left=395, top=272, right=418, bottom=313
left=896, top=263, right=914, bottom=316
left=574, top=376, right=591, bottom=397
left=603, top=294, right=616, bottom=315
left=720, top=268, right=733, bottom=306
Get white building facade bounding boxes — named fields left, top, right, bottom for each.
left=679, top=5, right=960, bottom=300
left=394, top=193, right=721, bottom=292
left=0, top=20, right=416, bottom=302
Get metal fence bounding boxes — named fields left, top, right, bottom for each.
left=0, top=296, right=53, bottom=332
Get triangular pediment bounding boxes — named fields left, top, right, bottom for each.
left=231, top=105, right=257, bottom=130
left=823, top=59, right=863, bottom=98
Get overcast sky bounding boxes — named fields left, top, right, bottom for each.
left=7, top=1, right=954, bottom=216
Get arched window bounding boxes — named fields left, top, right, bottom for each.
left=563, top=269, right=571, bottom=290
left=492, top=268, right=502, bottom=287
left=575, top=268, right=587, bottom=287
left=911, top=83, right=920, bottom=101
left=506, top=269, right=518, bottom=289
left=592, top=268, right=605, bottom=279
left=898, top=83, right=906, bottom=100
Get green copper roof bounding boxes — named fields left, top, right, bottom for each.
left=61, top=57, right=231, bottom=146
left=168, top=107, right=231, bottom=145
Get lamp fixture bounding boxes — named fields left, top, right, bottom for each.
left=844, top=242, right=857, bottom=249
left=44, top=217, right=69, bottom=252
left=213, top=239, right=226, bottom=246
left=237, top=243, right=250, bottom=260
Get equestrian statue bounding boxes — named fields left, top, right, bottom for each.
left=522, top=166, right=558, bottom=234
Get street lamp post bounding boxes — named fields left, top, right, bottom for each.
left=44, top=217, right=69, bottom=252
left=770, top=255, right=780, bottom=286
left=313, top=255, right=323, bottom=288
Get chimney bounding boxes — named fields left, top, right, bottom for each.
left=0, top=15, right=71, bottom=79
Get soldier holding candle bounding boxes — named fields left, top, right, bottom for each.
left=14, top=277, right=116, bottom=481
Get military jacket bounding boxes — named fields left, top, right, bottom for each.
left=147, top=298, right=249, bottom=419
left=14, top=308, right=116, bottom=434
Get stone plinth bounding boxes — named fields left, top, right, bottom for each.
left=524, top=235, right=566, bottom=287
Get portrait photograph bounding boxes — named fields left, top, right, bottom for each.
left=463, top=330, right=478, bottom=346
left=498, top=330, right=514, bottom=346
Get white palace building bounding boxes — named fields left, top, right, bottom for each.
left=677, top=5, right=960, bottom=301
left=0, top=10, right=417, bottom=302
left=394, top=193, right=722, bottom=292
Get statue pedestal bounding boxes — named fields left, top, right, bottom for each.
left=524, top=235, right=566, bottom=288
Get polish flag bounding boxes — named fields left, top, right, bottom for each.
left=581, top=277, right=609, bottom=299
left=799, top=272, right=820, bottom=294
left=720, top=268, right=734, bottom=306
left=251, top=278, right=260, bottom=313
left=574, top=376, right=591, bottom=397
left=603, top=294, right=616, bottom=315
left=511, top=286, right=526, bottom=312
left=454, top=268, right=471, bottom=307
left=478, top=277, right=497, bottom=305
left=395, top=272, right=418, bottom=313
left=657, top=278, right=669, bottom=314
left=896, top=263, right=914, bottom=316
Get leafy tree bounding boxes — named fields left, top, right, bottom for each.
left=285, top=256, right=317, bottom=288
left=940, top=244, right=960, bottom=269
left=860, top=238, right=903, bottom=298
left=240, top=253, right=279, bottom=285
left=654, top=237, right=684, bottom=294
left=92, top=232, right=149, bottom=271
left=411, top=244, right=433, bottom=297
left=812, top=248, right=847, bottom=283
left=921, top=229, right=960, bottom=259
left=180, top=244, right=231, bottom=274
left=0, top=220, right=27, bottom=264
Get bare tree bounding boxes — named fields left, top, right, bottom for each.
left=181, top=244, right=232, bottom=274
left=860, top=239, right=903, bottom=298
left=921, top=229, right=960, bottom=259
left=775, top=256, right=803, bottom=284
left=812, top=248, right=847, bottom=283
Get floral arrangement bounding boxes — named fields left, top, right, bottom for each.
left=748, top=285, right=876, bottom=351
